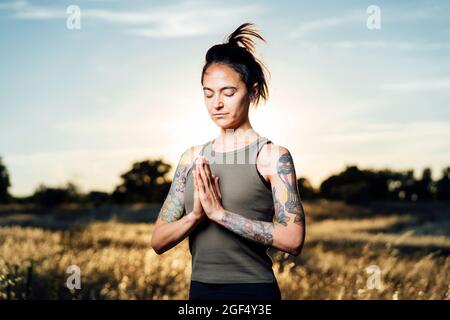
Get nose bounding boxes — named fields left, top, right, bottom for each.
left=212, top=95, right=224, bottom=110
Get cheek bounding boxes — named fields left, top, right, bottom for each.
left=204, top=98, right=214, bottom=111
left=228, top=94, right=247, bottom=113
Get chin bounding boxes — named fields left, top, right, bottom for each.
left=214, top=119, right=229, bottom=125
left=212, top=116, right=237, bottom=129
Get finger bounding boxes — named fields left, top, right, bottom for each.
left=200, top=163, right=217, bottom=201
left=211, top=176, right=220, bottom=200
left=211, top=174, right=220, bottom=199
left=203, top=160, right=215, bottom=182
left=202, top=162, right=214, bottom=189
left=203, top=159, right=212, bottom=176
left=196, top=170, right=205, bottom=192
left=198, top=163, right=210, bottom=189
left=196, top=168, right=206, bottom=194
left=193, top=170, right=198, bottom=193
left=194, top=171, right=201, bottom=201
left=214, top=176, right=222, bottom=199
left=205, top=167, right=217, bottom=199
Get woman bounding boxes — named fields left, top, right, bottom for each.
left=151, top=23, right=306, bottom=300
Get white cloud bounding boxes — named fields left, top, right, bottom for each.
left=125, top=5, right=260, bottom=38
left=0, top=0, right=27, bottom=10
left=1, top=0, right=65, bottom=19
left=289, top=5, right=450, bottom=39
left=318, top=121, right=450, bottom=145
left=1, top=0, right=264, bottom=38
left=83, top=9, right=162, bottom=24
left=331, top=41, right=450, bottom=50
left=289, top=11, right=363, bottom=38
left=381, top=79, right=450, bottom=91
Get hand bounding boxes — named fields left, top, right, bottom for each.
left=191, top=166, right=206, bottom=221
left=194, top=156, right=224, bottom=221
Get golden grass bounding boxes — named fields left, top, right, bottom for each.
left=0, top=201, right=449, bottom=299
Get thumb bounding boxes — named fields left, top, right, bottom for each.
left=193, top=170, right=199, bottom=194
left=214, top=176, right=222, bottom=199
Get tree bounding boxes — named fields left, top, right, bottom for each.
left=297, top=177, right=317, bottom=200
left=32, top=181, right=81, bottom=207
left=112, top=159, right=172, bottom=203
left=319, top=166, right=372, bottom=204
left=398, top=169, right=417, bottom=201
left=0, top=156, right=12, bottom=203
left=84, top=191, right=110, bottom=206
left=415, top=167, right=433, bottom=201
left=319, top=165, right=395, bottom=204
left=436, top=167, right=450, bottom=201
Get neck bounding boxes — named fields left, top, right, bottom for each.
left=216, top=119, right=259, bottom=146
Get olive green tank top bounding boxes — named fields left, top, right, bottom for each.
left=184, top=136, right=276, bottom=283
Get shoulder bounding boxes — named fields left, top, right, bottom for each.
left=259, top=142, right=292, bottom=165
left=258, top=142, right=295, bottom=177
left=179, top=142, right=209, bottom=165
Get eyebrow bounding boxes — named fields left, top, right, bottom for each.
left=203, top=86, right=237, bottom=92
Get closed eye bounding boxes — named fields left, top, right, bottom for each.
left=223, top=89, right=236, bottom=97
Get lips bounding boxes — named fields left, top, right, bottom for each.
left=213, top=113, right=228, bottom=116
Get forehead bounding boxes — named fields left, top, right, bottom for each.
left=203, top=63, right=243, bottom=87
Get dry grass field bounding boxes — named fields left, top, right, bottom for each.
left=0, top=200, right=449, bottom=299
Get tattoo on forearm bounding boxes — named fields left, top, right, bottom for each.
left=221, top=210, right=274, bottom=246
left=158, top=162, right=189, bottom=222
left=277, top=152, right=305, bottom=226
left=272, top=186, right=290, bottom=226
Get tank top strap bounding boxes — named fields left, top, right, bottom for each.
left=251, top=137, right=272, bottom=191
left=197, top=136, right=272, bottom=164
left=200, top=139, right=213, bottom=156
left=254, top=136, right=272, bottom=161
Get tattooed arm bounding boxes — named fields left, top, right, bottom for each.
left=151, top=145, right=204, bottom=255
left=269, top=147, right=306, bottom=255
left=211, top=146, right=305, bottom=256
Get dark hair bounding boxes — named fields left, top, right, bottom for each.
left=201, top=22, right=269, bottom=107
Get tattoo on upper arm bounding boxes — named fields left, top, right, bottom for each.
left=272, top=186, right=290, bottom=227
left=276, top=151, right=305, bottom=226
left=221, top=210, right=274, bottom=246
left=158, top=160, right=190, bottom=223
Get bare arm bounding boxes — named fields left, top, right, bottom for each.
left=150, top=146, right=203, bottom=254
left=212, top=147, right=306, bottom=255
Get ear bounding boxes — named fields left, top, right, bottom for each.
left=250, top=83, right=258, bottom=101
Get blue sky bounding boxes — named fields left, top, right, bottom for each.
left=0, top=0, right=449, bottom=196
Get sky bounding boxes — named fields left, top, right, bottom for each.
left=0, top=0, right=449, bottom=197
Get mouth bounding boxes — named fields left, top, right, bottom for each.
left=213, top=113, right=228, bottom=117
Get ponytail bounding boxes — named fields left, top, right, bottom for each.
left=201, top=22, right=269, bottom=107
